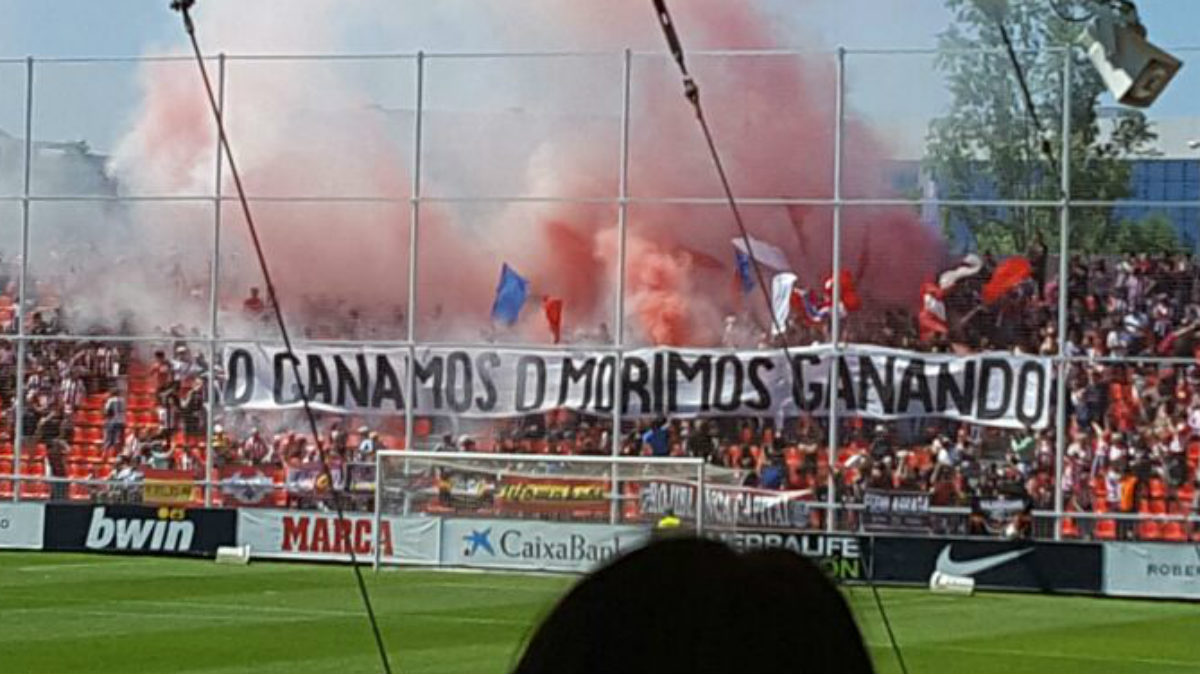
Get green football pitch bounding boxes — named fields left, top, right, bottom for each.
left=2, top=552, right=1198, bottom=674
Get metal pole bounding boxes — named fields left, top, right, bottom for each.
left=696, top=459, right=706, bottom=535
left=373, top=445, right=382, bottom=571
left=204, top=53, right=226, bottom=507
left=825, top=47, right=845, bottom=532
left=12, top=57, right=33, bottom=501
left=611, top=49, right=632, bottom=525
left=404, top=52, right=423, bottom=455
left=1053, top=49, right=1072, bottom=541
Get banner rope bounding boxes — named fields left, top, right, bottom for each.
left=649, top=2, right=908, bottom=672
left=168, top=2, right=393, bottom=673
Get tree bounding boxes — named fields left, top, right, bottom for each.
left=926, top=0, right=1158, bottom=256
left=1119, top=213, right=1184, bottom=255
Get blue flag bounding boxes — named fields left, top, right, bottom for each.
left=490, top=263, right=528, bottom=325
left=735, top=249, right=754, bottom=294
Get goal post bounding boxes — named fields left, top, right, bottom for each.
left=372, top=450, right=706, bottom=570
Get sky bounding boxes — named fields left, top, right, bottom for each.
left=0, top=0, right=1196, bottom=157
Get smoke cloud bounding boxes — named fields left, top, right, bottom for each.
left=83, top=0, right=943, bottom=345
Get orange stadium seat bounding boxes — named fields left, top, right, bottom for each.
left=0, top=459, right=12, bottom=498
left=1149, top=478, right=1167, bottom=500
left=18, top=462, right=48, bottom=500
left=1061, top=517, right=1080, bottom=539
left=1138, top=520, right=1162, bottom=541
left=1178, top=485, right=1195, bottom=507
left=1162, top=521, right=1188, bottom=542
left=1094, top=519, right=1117, bottom=540
left=67, top=464, right=90, bottom=501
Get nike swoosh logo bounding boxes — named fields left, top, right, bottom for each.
left=935, top=545, right=1033, bottom=577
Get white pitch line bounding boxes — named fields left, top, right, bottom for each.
left=127, top=599, right=364, bottom=618
left=126, top=599, right=525, bottom=625
left=901, top=643, right=1199, bottom=669
left=1, top=606, right=262, bottom=624
left=411, top=581, right=566, bottom=593
left=15, top=560, right=168, bottom=572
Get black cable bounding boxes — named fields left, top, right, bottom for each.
left=168, top=3, right=393, bottom=673
left=996, top=21, right=1063, bottom=193
left=868, top=538, right=909, bottom=674
left=649, top=2, right=908, bottom=673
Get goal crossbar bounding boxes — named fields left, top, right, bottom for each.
left=377, top=450, right=704, bottom=467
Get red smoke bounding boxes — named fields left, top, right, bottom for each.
left=112, top=0, right=941, bottom=345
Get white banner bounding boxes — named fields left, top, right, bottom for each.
left=223, top=343, right=1052, bottom=429
left=237, top=509, right=439, bottom=564
left=636, top=480, right=813, bottom=529
left=1104, top=542, right=1200, bottom=599
left=0, top=503, right=44, bottom=549
left=440, top=518, right=650, bottom=572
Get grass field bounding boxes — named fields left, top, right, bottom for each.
left=2, top=552, right=1198, bottom=674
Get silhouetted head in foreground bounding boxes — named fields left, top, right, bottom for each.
left=513, top=537, right=874, bottom=674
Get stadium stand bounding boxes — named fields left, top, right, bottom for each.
left=2, top=250, right=1199, bottom=543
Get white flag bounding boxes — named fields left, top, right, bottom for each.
left=732, top=236, right=790, bottom=271
left=770, top=273, right=798, bottom=335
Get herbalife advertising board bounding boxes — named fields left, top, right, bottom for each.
left=440, top=519, right=651, bottom=572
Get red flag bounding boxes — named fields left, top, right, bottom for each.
left=982, top=256, right=1032, bottom=304
left=918, top=282, right=948, bottom=342
left=543, top=296, right=563, bottom=344
left=823, top=270, right=862, bottom=312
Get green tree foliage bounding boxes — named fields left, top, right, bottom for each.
left=927, top=0, right=1159, bottom=256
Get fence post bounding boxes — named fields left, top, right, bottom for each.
left=1053, top=48, right=1072, bottom=541
left=825, top=47, right=846, bottom=532
left=401, top=52, right=424, bottom=518
left=205, top=53, right=226, bottom=508
left=611, top=48, right=632, bottom=525
left=374, top=447, right=382, bottom=571
left=404, top=51, right=424, bottom=455
left=12, top=56, right=33, bottom=502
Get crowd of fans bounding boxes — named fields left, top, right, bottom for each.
left=2, top=251, right=1199, bottom=540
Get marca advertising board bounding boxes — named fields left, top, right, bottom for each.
left=42, top=504, right=236, bottom=557
left=707, top=530, right=866, bottom=581
left=237, top=509, right=440, bottom=564
left=440, top=518, right=650, bottom=572
left=872, top=536, right=1102, bottom=593
left=0, top=502, right=44, bottom=550
left=1104, top=542, right=1200, bottom=599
